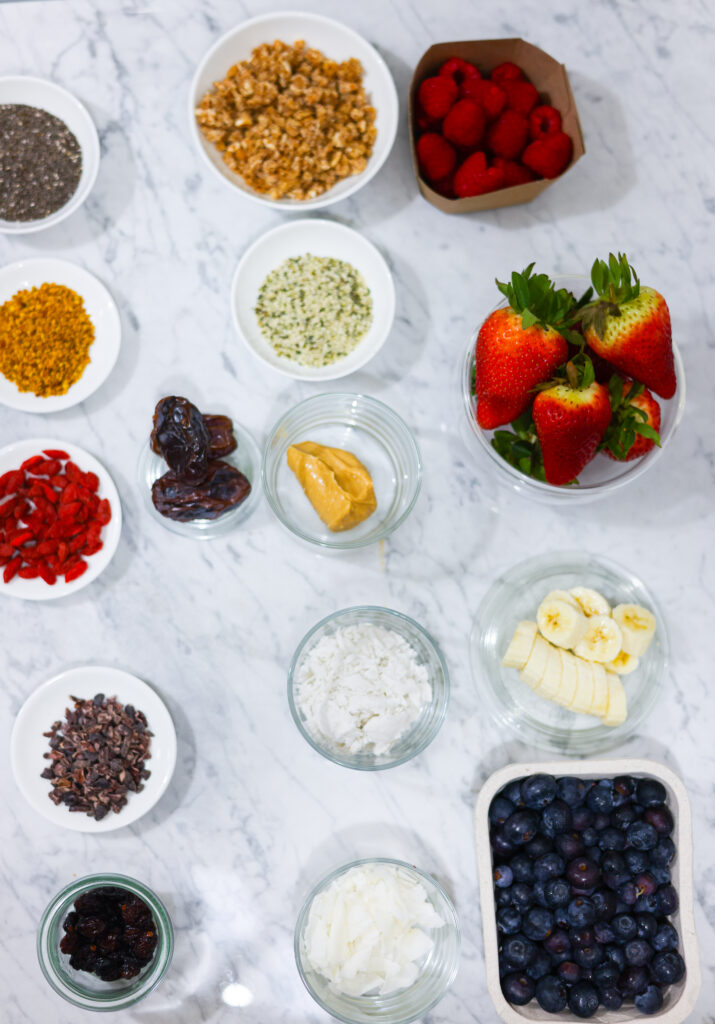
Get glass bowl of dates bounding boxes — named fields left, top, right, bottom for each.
left=461, top=272, right=686, bottom=506
left=138, top=395, right=261, bottom=539
left=474, top=759, right=700, bottom=1023
left=37, top=873, right=173, bottom=1011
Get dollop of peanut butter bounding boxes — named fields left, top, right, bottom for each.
left=287, top=442, right=377, bottom=532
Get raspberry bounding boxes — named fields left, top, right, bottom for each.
left=416, top=132, right=457, bottom=182
left=414, top=103, right=437, bottom=133
left=417, top=75, right=458, bottom=120
left=528, top=104, right=562, bottom=140
left=492, top=157, right=538, bottom=187
left=460, top=78, right=506, bottom=121
left=486, top=110, right=529, bottom=159
left=503, top=79, right=539, bottom=115
left=431, top=171, right=456, bottom=199
left=442, top=98, right=486, bottom=148
left=491, top=61, right=524, bottom=84
left=438, top=57, right=481, bottom=85
left=522, top=131, right=573, bottom=177
left=454, top=153, right=505, bottom=197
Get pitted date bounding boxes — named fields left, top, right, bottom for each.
left=152, top=461, right=251, bottom=521
left=150, top=396, right=211, bottom=484
left=204, top=414, right=238, bottom=458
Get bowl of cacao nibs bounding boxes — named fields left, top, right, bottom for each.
left=11, top=665, right=177, bottom=832
left=37, top=873, right=173, bottom=1011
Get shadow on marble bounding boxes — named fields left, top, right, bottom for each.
left=130, top=693, right=198, bottom=834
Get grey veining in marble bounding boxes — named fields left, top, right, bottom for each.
left=1, top=0, right=714, bottom=1020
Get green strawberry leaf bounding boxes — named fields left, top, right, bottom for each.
left=490, top=412, right=545, bottom=480
left=600, top=373, right=660, bottom=457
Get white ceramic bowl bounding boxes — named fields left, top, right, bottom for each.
left=0, top=259, right=121, bottom=412
left=0, top=76, right=100, bottom=234
left=188, top=11, right=398, bottom=210
left=475, top=758, right=701, bottom=1024
left=231, top=219, right=395, bottom=380
left=0, top=437, right=121, bottom=600
left=11, top=665, right=177, bottom=833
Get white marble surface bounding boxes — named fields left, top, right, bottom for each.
left=1, top=0, right=714, bottom=1020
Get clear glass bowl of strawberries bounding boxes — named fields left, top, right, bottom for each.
left=462, top=256, right=686, bottom=503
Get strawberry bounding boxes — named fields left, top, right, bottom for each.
left=533, top=369, right=612, bottom=485
left=602, top=378, right=661, bottom=462
left=442, top=98, right=486, bottom=148
left=528, top=104, right=562, bottom=140
left=492, top=157, right=537, bottom=187
left=486, top=110, right=529, bottom=159
left=581, top=254, right=677, bottom=399
left=475, top=265, right=571, bottom=429
left=418, top=76, right=458, bottom=120
left=522, top=132, right=573, bottom=177
left=460, top=78, right=506, bottom=120
left=454, top=152, right=505, bottom=197
left=503, top=79, right=539, bottom=115
left=439, top=57, right=481, bottom=85
left=416, top=133, right=457, bottom=182
left=491, top=61, right=524, bottom=84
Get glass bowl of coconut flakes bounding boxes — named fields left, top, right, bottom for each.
left=287, top=606, right=450, bottom=770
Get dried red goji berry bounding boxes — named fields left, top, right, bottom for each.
left=37, top=539, right=57, bottom=555
left=0, top=543, right=13, bottom=558
left=3, top=556, right=21, bottom=583
left=42, top=449, right=69, bottom=460
left=58, top=501, right=82, bottom=520
left=50, top=475, right=68, bottom=490
left=57, top=541, right=68, bottom=563
left=96, top=499, right=112, bottom=525
left=0, top=497, right=16, bottom=519
left=82, top=471, right=100, bottom=492
left=70, top=533, right=87, bottom=553
left=20, top=455, right=44, bottom=471
left=64, top=560, right=88, bottom=582
left=1, top=470, right=24, bottom=496
left=65, top=461, right=82, bottom=484
left=9, top=529, right=34, bottom=547
left=60, top=483, right=79, bottom=504
left=38, top=563, right=57, bottom=585
left=84, top=541, right=103, bottom=556
left=18, top=565, right=40, bottom=578
left=37, top=480, right=58, bottom=503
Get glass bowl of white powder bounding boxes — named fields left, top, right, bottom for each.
left=295, top=858, right=460, bottom=1024
left=288, top=606, right=449, bottom=769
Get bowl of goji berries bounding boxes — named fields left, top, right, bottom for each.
left=409, top=38, right=585, bottom=212
left=0, top=438, right=121, bottom=599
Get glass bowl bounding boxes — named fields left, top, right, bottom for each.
left=461, top=275, right=686, bottom=505
left=295, top=858, right=461, bottom=1024
left=37, top=873, right=173, bottom=1011
left=137, top=418, right=261, bottom=539
left=288, top=606, right=449, bottom=770
left=262, top=393, right=421, bottom=549
left=470, top=551, right=668, bottom=755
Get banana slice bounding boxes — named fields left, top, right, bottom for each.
left=607, top=650, right=640, bottom=676
left=537, top=598, right=588, bottom=649
left=601, top=672, right=628, bottom=727
left=502, top=621, right=538, bottom=670
left=612, top=604, right=656, bottom=657
left=519, top=636, right=551, bottom=689
left=533, top=644, right=562, bottom=701
left=554, top=650, right=579, bottom=708
left=569, top=658, right=595, bottom=715
left=544, top=589, right=580, bottom=610
left=573, top=615, right=623, bottom=664
left=570, top=586, right=611, bottom=617
left=589, top=663, right=609, bottom=717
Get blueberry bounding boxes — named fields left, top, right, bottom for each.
left=624, top=848, right=650, bottom=874
left=636, top=778, right=666, bottom=807
left=592, top=962, right=620, bottom=990
left=511, top=882, right=533, bottom=913
left=541, top=799, right=572, bottom=837
left=501, top=970, right=535, bottom=1006
left=574, top=943, right=602, bottom=969
left=543, top=929, right=571, bottom=955
left=524, top=833, right=554, bottom=859
left=634, top=892, right=660, bottom=915
left=603, top=943, right=626, bottom=972
left=489, top=795, right=515, bottom=826
left=634, top=871, right=657, bottom=896
left=531, top=881, right=549, bottom=908
left=549, top=950, right=572, bottom=968
left=635, top=912, right=658, bottom=941
left=555, top=832, right=584, bottom=860
left=535, top=973, right=567, bottom=1011
left=504, top=809, right=540, bottom=846
left=566, top=858, right=600, bottom=890
left=533, top=853, right=565, bottom=883
left=522, top=907, right=554, bottom=942
left=635, top=983, right=664, bottom=1014
left=498, top=953, right=511, bottom=977
left=643, top=805, right=674, bottom=836
left=598, top=827, right=626, bottom=851
left=587, top=786, right=614, bottom=814
left=572, top=806, right=594, bottom=831
left=568, top=979, right=599, bottom=1017
left=600, top=986, right=623, bottom=1009
left=612, top=803, right=638, bottom=830
left=626, top=820, right=658, bottom=851
left=620, top=880, right=640, bottom=906
left=651, top=838, right=675, bottom=867
left=650, top=950, right=685, bottom=984
left=554, top=906, right=570, bottom=929
left=520, top=773, right=557, bottom=810
left=557, top=776, right=589, bottom=807
left=502, top=780, right=524, bottom=806
left=581, top=828, right=598, bottom=848
left=613, top=775, right=636, bottom=802
left=497, top=907, right=522, bottom=935
left=619, top=964, right=650, bottom=995
left=657, top=883, right=679, bottom=916
left=652, top=922, right=679, bottom=952
left=556, top=960, right=581, bottom=985
left=625, top=937, right=654, bottom=965
left=650, top=865, right=671, bottom=886
left=544, top=877, right=571, bottom=908
left=592, top=888, right=617, bottom=921
left=502, top=934, right=537, bottom=969
left=495, top=887, right=513, bottom=908
left=491, top=827, right=517, bottom=859
left=593, top=811, right=611, bottom=831
left=567, top=897, right=596, bottom=928
left=510, top=854, right=534, bottom=884
left=593, top=920, right=615, bottom=944
left=602, top=851, right=626, bottom=877
left=612, top=913, right=638, bottom=943
left=526, top=948, right=551, bottom=980
left=493, top=865, right=513, bottom=888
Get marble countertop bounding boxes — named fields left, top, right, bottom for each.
left=1, top=0, right=714, bottom=1021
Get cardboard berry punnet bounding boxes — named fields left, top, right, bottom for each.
left=409, top=38, right=585, bottom=213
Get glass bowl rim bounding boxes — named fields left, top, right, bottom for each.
left=287, top=605, right=450, bottom=770
left=294, top=856, right=461, bottom=1024
left=261, top=392, right=422, bottom=549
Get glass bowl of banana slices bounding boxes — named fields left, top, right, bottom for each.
left=471, top=552, right=668, bottom=755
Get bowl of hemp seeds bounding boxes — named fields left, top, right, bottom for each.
left=0, top=76, right=100, bottom=234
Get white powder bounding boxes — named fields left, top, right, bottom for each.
left=295, top=623, right=432, bottom=755
left=303, top=863, right=444, bottom=996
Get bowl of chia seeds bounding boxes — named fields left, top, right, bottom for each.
left=0, top=76, right=100, bottom=234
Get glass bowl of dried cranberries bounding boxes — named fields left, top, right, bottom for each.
left=37, top=873, right=173, bottom=1011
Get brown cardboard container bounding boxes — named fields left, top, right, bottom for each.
left=408, top=38, right=585, bottom=213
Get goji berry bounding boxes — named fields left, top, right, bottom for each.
left=61, top=483, right=78, bottom=504
left=96, top=499, right=112, bottom=525
left=70, top=533, right=87, bottom=553
left=20, top=455, right=44, bottom=471
left=18, top=565, right=40, bottom=578
left=65, top=461, right=82, bottom=484
left=9, top=529, right=34, bottom=547
left=0, top=543, right=13, bottom=558
left=37, top=539, right=57, bottom=555
left=37, top=480, right=58, bottom=503
left=82, top=471, right=100, bottom=492
left=0, top=497, right=16, bottom=519
left=58, top=502, right=82, bottom=520
left=38, top=564, right=57, bottom=585
left=28, top=459, right=61, bottom=476
left=42, top=449, right=69, bottom=460
left=84, top=541, right=103, bottom=556
left=64, top=560, right=88, bottom=583
left=3, top=556, right=21, bottom=583
left=57, top=541, right=68, bottom=563
left=50, top=475, right=68, bottom=490
left=1, top=470, right=24, bottom=496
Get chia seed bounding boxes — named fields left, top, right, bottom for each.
left=0, top=103, right=82, bottom=222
